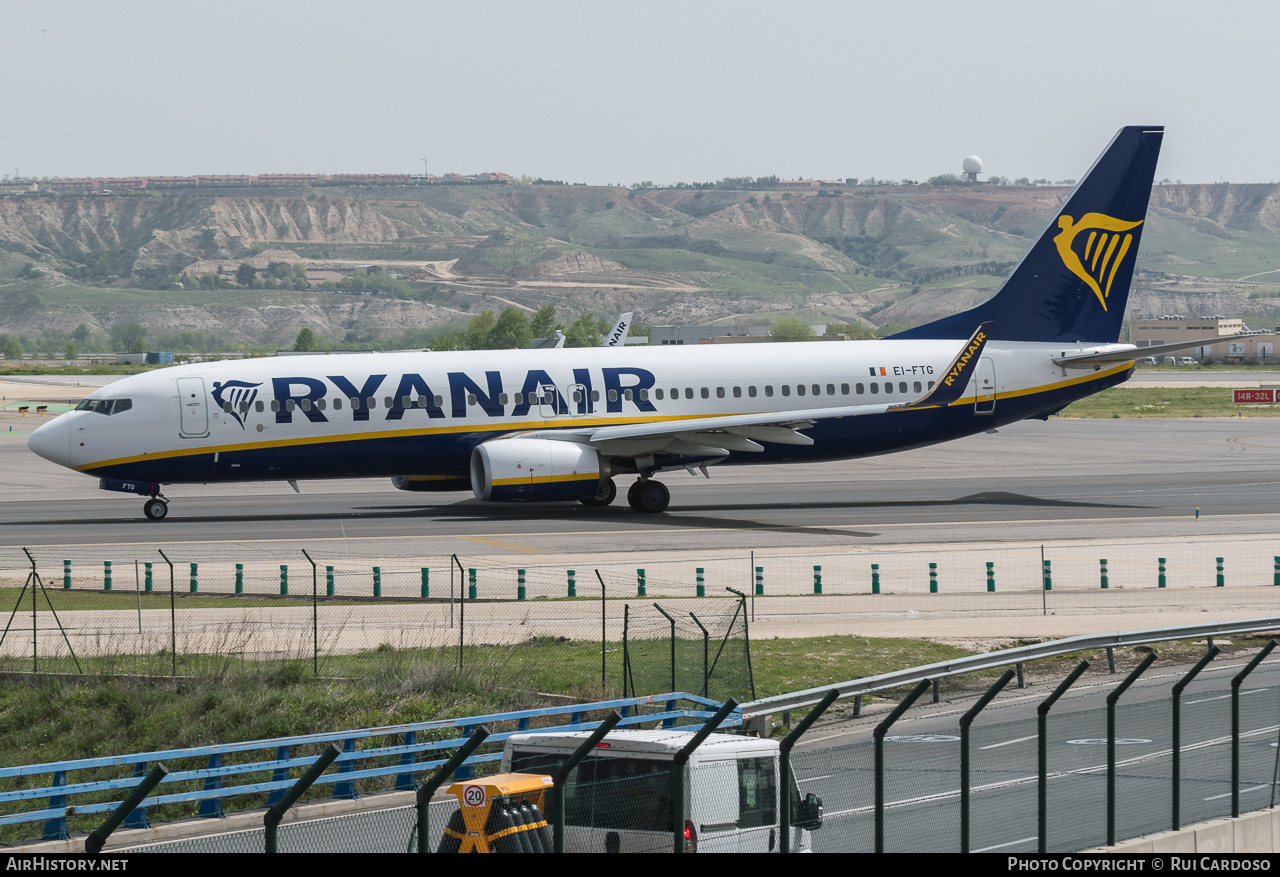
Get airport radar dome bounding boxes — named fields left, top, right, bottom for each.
left=962, top=155, right=983, bottom=175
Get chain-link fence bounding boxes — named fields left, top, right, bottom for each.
left=621, top=595, right=754, bottom=701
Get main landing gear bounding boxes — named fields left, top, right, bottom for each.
left=143, top=498, right=169, bottom=521
left=579, top=478, right=618, bottom=507
left=626, top=479, right=670, bottom=514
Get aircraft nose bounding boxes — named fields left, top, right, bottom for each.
left=28, top=415, right=71, bottom=468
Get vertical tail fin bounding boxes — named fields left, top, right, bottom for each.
left=892, top=126, right=1164, bottom=343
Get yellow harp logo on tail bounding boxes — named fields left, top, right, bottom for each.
left=1053, top=213, right=1143, bottom=311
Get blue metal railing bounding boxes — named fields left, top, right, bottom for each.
left=3, top=692, right=739, bottom=839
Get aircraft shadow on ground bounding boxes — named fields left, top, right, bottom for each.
left=0, top=491, right=1146, bottom=540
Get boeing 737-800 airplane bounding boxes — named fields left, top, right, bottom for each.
left=29, top=126, right=1209, bottom=519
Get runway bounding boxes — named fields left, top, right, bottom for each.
left=2, top=417, right=1279, bottom=558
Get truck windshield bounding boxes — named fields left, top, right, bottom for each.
left=511, top=749, right=674, bottom=833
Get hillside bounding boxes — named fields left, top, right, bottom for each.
left=3, top=180, right=1280, bottom=348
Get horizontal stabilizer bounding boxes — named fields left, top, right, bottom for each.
left=1053, top=335, right=1251, bottom=366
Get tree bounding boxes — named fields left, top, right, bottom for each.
left=110, top=322, right=146, bottom=353
left=769, top=318, right=815, bottom=342
left=465, top=311, right=497, bottom=348
left=531, top=303, right=557, bottom=338
left=72, top=323, right=91, bottom=343
left=485, top=307, right=533, bottom=349
left=64, top=341, right=78, bottom=359
left=293, top=327, right=317, bottom=352
left=564, top=312, right=601, bottom=347
left=235, top=263, right=257, bottom=287
left=4, top=337, right=23, bottom=359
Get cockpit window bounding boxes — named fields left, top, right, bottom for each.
left=74, top=398, right=132, bottom=415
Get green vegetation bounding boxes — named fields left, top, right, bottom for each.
left=1060, top=386, right=1280, bottom=418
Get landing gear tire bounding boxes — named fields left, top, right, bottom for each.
left=629, top=480, right=670, bottom=514
left=580, top=478, right=617, bottom=507
left=143, top=498, right=169, bottom=521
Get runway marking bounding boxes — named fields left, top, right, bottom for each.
left=979, top=734, right=1038, bottom=750
left=1203, top=784, right=1271, bottom=802
left=975, top=837, right=1038, bottom=853
left=1186, top=688, right=1268, bottom=706
left=460, top=536, right=546, bottom=554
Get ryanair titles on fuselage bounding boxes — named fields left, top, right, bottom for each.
left=236, top=366, right=659, bottom=428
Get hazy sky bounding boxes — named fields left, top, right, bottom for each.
left=4, top=0, right=1277, bottom=185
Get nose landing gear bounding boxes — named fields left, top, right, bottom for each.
left=143, top=498, right=169, bottom=521
left=627, top=479, right=670, bottom=513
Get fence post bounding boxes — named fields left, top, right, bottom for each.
left=780, top=690, right=840, bottom=853
left=62, top=560, right=70, bottom=590
left=326, top=565, right=335, bottom=596
left=696, top=567, right=705, bottom=598
left=144, top=561, right=153, bottom=593
left=453, top=555, right=465, bottom=672
left=421, top=567, right=429, bottom=599
left=1172, top=646, right=1219, bottom=831
left=103, top=560, right=112, bottom=591
left=158, top=550, right=175, bottom=678
left=42, top=770, right=69, bottom=840
left=673, top=699, right=739, bottom=853
left=875, top=679, right=931, bottom=854
left=233, top=563, right=242, bottom=594
left=1158, top=557, right=1166, bottom=588
left=871, top=563, right=880, bottom=594
left=961, top=669, right=1015, bottom=852
left=567, top=569, right=576, bottom=597
left=595, top=570, right=607, bottom=697
left=189, top=562, right=198, bottom=594
left=280, top=564, right=288, bottom=595
left=813, top=565, right=822, bottom=595
left=689, top=613, right=710, bottom=698
left=637, top=568, right=646, bottom=597
left=1216, top=557, right=1224, bottom=587
left=414, top=725, right=490, bottom=854
left=551, top=713, right=622, bottom=853
left=755, top=565, right=763, bottom=596
left=1038, top=660, right=1091, bottom=853
left=302, top=549, right=318, bottom=676
left=373, top=566, right=381, bottom=598
left=1042, top=558, right=1052, bottom=591
left=1107, top=651, right=1158, bottom=845
left=84, top=764, right=169, bottom=854
left=928, top=562, right=937, bottom=593
left=468, top=567, right=477, bottom=600
left=1100, top=558, right=1109, bottom=589
left=1232, top=640, right=1277, bottom=817
left=654, top=604, right=677, bottom=694
left=986, top=561, right=995, bottom=592
left=1274, top=556, right=1279, bottom=586
left=264, top=745, right=341, bottom=853
left=518, top=568, right=526, bottom=601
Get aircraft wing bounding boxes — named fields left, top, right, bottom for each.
left=524, top=325, right=990, bottom=457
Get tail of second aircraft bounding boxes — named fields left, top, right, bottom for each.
left=892, top=125, right=1164, bottom=344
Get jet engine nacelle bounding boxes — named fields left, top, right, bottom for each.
left=390, top=475, right=471, bottom=492
left=470, top=438, right=602, bottom=502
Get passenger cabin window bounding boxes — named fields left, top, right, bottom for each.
left=796, top=385, right=806, bottom=397
left=317, top=399, right=326, bottom=411
left=827, top=384, right=835, bottom=395
left=700, top=387, right=709, bottom=399
left=300, top=399, right=311, bottom=411
left=928, top=381, right=935, bottom=390
left=870, top=383, right=878, bottom=394
left=639, top=388, right=649, bottom=401
left=623, top=389, right=633, bottom=401
left=899, top=382, right=908, bottom=394
left=914, top=381, right=922, bottom=393
left=271, top=400, right=280, bottom=412
left=333, top=398, right=343, bottom=410
left=733, top=386, right=742, bottom=398
left=716, top=387, right=725, bottom=399
left=781, top=385, right=791, bottom=397
left=855, top=383, right=864, bottom=394
left=608, top=390, right=618, bottom=402
left=256, top=400, right=265, bottom=413
left=499, top=393, right=509, bottom=405
left=812, top=384, right=820, bottom=396
left=655, top=389, right=664, bottom=400
left=592, top=390, right=601, bottom=402
left=383, top=396, right=393, bottom=408
left=349, top=396, right=360, bottom=408
left=748, top=386, right=757, bottom=397
left=765, top=386, right=774, bottom=397
left=841, top=383, right=850, bottom=394
left=685, top=388, right=693, bottom=400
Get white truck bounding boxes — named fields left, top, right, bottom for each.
left=501, top=728, right=823, bottom=853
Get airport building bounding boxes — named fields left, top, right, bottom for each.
left=1128, top=316, right=1277, bottom=361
